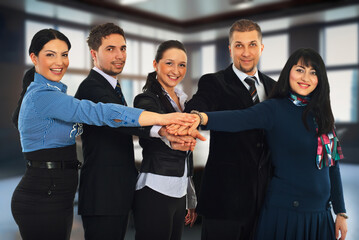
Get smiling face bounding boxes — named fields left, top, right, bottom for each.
left=30, top=39, right=69, bottom=82
left=229, top=30, right=264, bottom=76
left=289, top=60, right=318, bottom=96
left=153, top=48, right=187, bottom=92
left=91, top=33, right=126, bottom=78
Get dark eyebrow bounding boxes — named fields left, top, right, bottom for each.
left=296, top=64, right=315, bottom=70
left=44, top=50, right=69, bottom=54
left=105, top=45, right=126, bottom=48
left=44, top=50, right=56, bottom=53
left=234, top=40, right=258, bottom=44
left=164, top=59, right=187, bottom=64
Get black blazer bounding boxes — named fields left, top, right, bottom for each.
left=75, top=70, right=150, bottom=215
left=134, top=90, right=193, bottom=177
left=185, top=64, right=276, bottom=222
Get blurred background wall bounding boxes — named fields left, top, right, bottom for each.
left=0, top=0, right=358, bottom=239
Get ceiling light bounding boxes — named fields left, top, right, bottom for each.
left=119, top=0, right=148, bottom=5
left=229, top=0, right=253, bottom=4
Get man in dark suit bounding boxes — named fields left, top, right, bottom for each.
left=75, top=23, right=192, bottom=240
left=185, top=19, right=276, bottom=240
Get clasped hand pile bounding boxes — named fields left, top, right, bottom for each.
left=161, top=112, right=206, bottom=151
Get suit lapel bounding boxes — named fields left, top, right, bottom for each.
left=89, top=70, right=124, bottom=103
left=258, top=71, right=275, bottom=97
left=224, top=65, right=254, bottom=108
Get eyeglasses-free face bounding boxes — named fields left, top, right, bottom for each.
left=30, top=39, right=69, bottom=82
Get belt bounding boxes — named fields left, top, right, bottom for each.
left=27, top=160, right=82, bottom=170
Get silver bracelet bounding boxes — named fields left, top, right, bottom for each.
left=338, top=213, right=348, bottom=219
left=190, top=110, right=203, bottom=125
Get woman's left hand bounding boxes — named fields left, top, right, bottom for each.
left=185, top=208, right=197, bottom=227
left=335, top=213, right=348, bottom=240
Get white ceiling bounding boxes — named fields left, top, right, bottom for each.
left=107, top=0, right=289, bottom=21
left=1, top=0, right=359, bottom=42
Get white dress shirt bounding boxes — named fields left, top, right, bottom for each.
left=232, top=64, right=267, bottom=102
left=136, top=87, right=197, bottom=209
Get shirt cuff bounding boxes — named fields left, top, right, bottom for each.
left=186, top=177, right=197, bottom=209
left=150, top=125, right=162, bottom=138
left=161, top=137, right=172, bottom=148
left=110, top=105, right=143, bottom=127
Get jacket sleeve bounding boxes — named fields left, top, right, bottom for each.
left=134, top=92, right=173, bottom=148
left=134, top=93, right=164, bottom=113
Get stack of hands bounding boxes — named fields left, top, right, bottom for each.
left=158, top=112, right=205, bottom=152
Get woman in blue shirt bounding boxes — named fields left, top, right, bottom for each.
left=171, top=48, right=348, bottom=240
left=11, top=29, right=195, bottom=240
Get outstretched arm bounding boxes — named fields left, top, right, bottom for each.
left=136, top=111, right=196, bottom=127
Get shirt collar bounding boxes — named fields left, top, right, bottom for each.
left=162, top=87, right=188, bottom=111
left=232, top=64, right=260, bottom=85
left=34, top=72, right=67, bottom=93
left=93, top=67, right=118, bottom=89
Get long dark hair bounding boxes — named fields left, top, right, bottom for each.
left=269, top=48, right=334, bottom=135
left=142, top=40, right=187, bottom=113
left=12, top=29, right=71, bottom=129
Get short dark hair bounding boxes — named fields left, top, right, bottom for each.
left=29, top=28, right=71, bottom=56
left=270, top=48, right=334, bottom=134
left=87, top=23, right=126, bottom=51
left=229, top=19, right=262, bottom=44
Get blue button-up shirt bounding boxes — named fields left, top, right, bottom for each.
left=18, top=73, right=143, bottom=152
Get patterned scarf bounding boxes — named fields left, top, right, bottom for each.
left=288, top=92, right=344, bottom=169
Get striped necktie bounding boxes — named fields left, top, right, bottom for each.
left=244, top=76, right=259, bottom=104
left=115, top=82, right=127, bottom=106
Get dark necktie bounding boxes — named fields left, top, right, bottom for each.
left=115, top=82, right=127, bottom=106
left=244, top=76, right=259, bottom=104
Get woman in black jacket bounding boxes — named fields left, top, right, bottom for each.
left=133, top=40, right=198, bottom=240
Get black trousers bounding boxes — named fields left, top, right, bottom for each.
left=81, top=214, right=129, bottom=240
left=133, top=186, right=186, bottom=240
left=11, top=167, right=78, bottom=240
left=11, top=145, right=78, bottom=240
left=201, top=217, right=255, bottom=240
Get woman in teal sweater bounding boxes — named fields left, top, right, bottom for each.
left=171, top=48, right=348, bottom=240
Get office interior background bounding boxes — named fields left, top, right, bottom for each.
left=0, top=0, right=358, bottom=239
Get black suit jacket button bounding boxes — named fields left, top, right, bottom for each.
left=293, top=201, right=299, bottom=207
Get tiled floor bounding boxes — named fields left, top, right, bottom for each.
left=0, top=163, right=357, bottom=240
